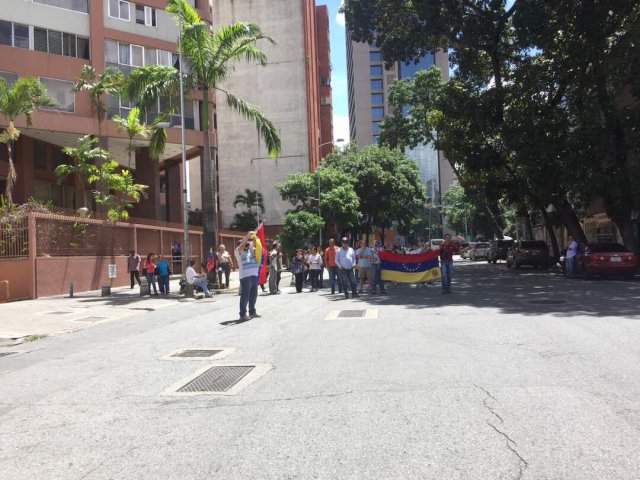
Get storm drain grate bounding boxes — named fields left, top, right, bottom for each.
left=0, top=352, right=17, bottom=358
left=171, top=349, right=223, bottom=358
left=177, top=366, right=254, bottom=393
left=338, top=310, right=366, bottom=318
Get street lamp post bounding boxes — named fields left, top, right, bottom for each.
left=316, top=138, right=344, bottom=246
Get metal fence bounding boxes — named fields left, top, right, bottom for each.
left=0, top=216, right=29, bottom=260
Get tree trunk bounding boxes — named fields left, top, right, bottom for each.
left=5, top=140, right=16, bottom=211
left=200, top=86, right=217, bottom=253
left=538, top=206, right=560, bottom=259
left=605, top=199, right=637, bottom=252
left=481, top=200, right=504, bottom=239
left=554, top=198, right=587, bottom=243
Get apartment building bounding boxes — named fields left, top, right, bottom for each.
left=212, top=0, right=328, bottom=233
left=0, top=0, right=213, bottom=222
left=316, top=5, right=334, bottom=160
left=345, top=28, right=456, bottom=212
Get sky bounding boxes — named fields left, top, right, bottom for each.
left=316, top=0, right=349, bottom=144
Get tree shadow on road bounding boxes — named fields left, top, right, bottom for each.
left=342, top=262, right=640, bottom=319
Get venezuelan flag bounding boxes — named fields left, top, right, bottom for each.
left=379, top=250, right=441, bottom=283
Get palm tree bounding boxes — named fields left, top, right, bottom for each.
left=126, top=0, right=281, bottom=252
left=233, top=188, right=265, bottom=214
left=112, top=107, right=150, bottom=169
left=0, top=77, right=56, bottom=210
left=55, top=135, right=109, bottom=209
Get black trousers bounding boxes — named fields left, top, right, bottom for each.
left=130, top=270, right=141, bottom=288
left=295, top=272, right=304, bottom=292
left=217, top=263, right=231, bottom=287
left=309, top=270, right=320, bottom=290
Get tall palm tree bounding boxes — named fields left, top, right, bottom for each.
left=233, top=188, right=265, bottom=214
left=112, top=107, right=150, bottom=169
left=126, top=0, right=281, bottom=252
left=0, top=77, right=56, bottom=210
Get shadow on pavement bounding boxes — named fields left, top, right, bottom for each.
left=322, top=262, right=640, bottom=318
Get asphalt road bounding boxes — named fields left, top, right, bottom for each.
left=1, top=260, right=640, bottom=479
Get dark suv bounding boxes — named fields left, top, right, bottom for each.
left=506, top=240, right=550, bottom=269
left=488, top=239, right=514, bottom=263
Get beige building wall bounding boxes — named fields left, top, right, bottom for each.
left=213, top=0, right=313, bottom=229
left=4, top=0, right=90, bottom=36
left=103, top=1, right=183, bottom=43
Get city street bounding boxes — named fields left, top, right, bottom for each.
left=1, top=260, right=640, bottom=479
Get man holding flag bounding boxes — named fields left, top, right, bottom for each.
left=234, top=227, right=264, bottom=321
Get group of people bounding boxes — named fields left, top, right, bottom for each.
left=127, top=251, right=173, bottom=295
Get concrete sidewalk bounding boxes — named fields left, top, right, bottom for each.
left=0, top=270, right=291, bottom=344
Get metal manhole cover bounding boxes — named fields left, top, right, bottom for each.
left=527, top=299, right=566, bottom=305
left=0, top=352, right=17, bottom=358
left=177, top=366, right=254, bottom=393
left=171, top=349, right=223, bottom=358
left=338, top=310, right=366, bottom=318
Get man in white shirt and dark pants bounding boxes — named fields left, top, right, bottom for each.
left=186, top=259, right=212, bottom=297
left=335, top=238, right=358, bottom=299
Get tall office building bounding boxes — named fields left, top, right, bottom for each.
left=0, top=0, right=214, bottom=222
left=316, top=5, right=334, bottom=160
left=213, top=0, right=330, bottom=234
left=346, top=29, right=456, bottom=213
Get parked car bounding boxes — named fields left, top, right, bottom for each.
left=575, top=243, right=638, bottom=279
left=469, top=242, right=491, bottom=260
left=488, top=239, right=514, bottom=263
left=461, top=242, right=475, bottom=259
left=506, top=240, right=551, bottom=269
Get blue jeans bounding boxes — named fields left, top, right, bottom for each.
left=191, top=276, right=211, bottom=296
left=239, top=275, right=258, bottom=317
left=441, top=260, right=453, bottom=291
left=328, top=266, right=341, bottom=293
left=339, top=268, right=358, bottom=297
left=159, top=275, right=170, bottom=294
left=565, top=256, right=575, bottom=278
left=372, top=264, right=386, bottom=292
left=146, top=273, right=158, bottom=294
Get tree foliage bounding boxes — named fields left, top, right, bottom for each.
left=279, top=210, right=324, bottom=256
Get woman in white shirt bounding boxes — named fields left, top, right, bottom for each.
left=307, top=247, right=323, bottom=292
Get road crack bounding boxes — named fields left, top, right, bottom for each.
left=474, top=384, right=503, bottom=423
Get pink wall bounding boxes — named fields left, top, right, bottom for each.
left=35, top=256, right=129, bottom=298
left=0, top=259, right=34, bottom=302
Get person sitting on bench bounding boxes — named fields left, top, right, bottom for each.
left=185, top=259, right=212, bottom=298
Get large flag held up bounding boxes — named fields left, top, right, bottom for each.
left=255, top=223, right=268, bottom=286
left=379, top=250, right=441, bottom=283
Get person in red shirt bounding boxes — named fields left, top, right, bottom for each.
left=324, top=238, right=341, bottom=294
left=437, top=233, right=459, bottom=294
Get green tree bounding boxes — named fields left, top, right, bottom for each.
left=55, top=135, right=109, bottom=209
left=233, top=188, right=265, bottom=214
left=90, top=159, right=148, bottom=222
left=279, top=210, right=325, bottom=256
left=112, top=107, right=150, bottom=169
left=277, top=168, right=360, bottom=239
left=230, top=189, right=265, bottom=231
left=322, top=144, right=426, bottom=239
left=125, top=0, right=281, bottom=253
left=0, top=77, right=56, bottom=210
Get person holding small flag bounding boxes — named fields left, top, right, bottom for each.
left=437, top=233, right=459, bottom=294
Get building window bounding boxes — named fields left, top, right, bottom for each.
left=40, top=77, right=75, bottom=113
left=0, top=71, right=19, bottom=88
left=13, top=24, right=30, bottom=49
left=33, top=0, right=89, bottom=14
left=372, top=107, right=384, bottom=119
left=370, top=65, right=383, bottom=76
left=371, top=93, right=383, bottom=105
left=33, top=180, right=74, bottom=208
left=371, top=79, right=383, bottom=90
left=0, top=21, right=12, bottom=46
left=48, top=30, right=63, bottom=55
left=108, top=0, right=130, bottom=21
left=16, top=25, right=89, bottom=59
left=321, top=76, right=330, bottom=86
left=372, top=121, right=381, bottom=134
left=136, top=5, right=157, bottom=27
left=369, top=51, right=382, bottom=62
left=372, top=136, right=379, bottom=145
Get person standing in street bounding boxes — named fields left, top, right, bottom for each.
left=216, top=244, right=231, bottom=288
left=438, top=234, right=459, bottom=294
left=291, top=249, right=306, bottom=293
left=307, top=247, right=323, bottom=292
left=355, top=240, right=374, bottom=294
left=235, top=233, right=261, bottom=321
left=144, top=253, right=159, bottom=296
left=370, top=241, right=387, bottom=295
left=185, top=259, right=212, bottom=297
left=268, top=242, right=280, bottom=295
left=128, top=250, right=142, bottom=289
left=155, top=254, right=171, bottom=295
left=324, top=238, right=341, bottom=294
left=335, top=237, right=358, bottom=299
left=565, top=234, right=578, bottom=279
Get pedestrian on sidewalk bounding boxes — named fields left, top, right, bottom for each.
left=336, top=237, right=358, bottom=299
left=128, top=250, right=142, bottom=289
left=370, top=241, right=387, bottom=294
left=144, top=253, right=159, bottom=295
left=269, top=242, right=281, bottom=295
left=292, top=248, right=305, bottom=293
left=437, top=233, right=459, bottom=294
left=156, top=255, right=171, bottom=295
left=325, top=238, right=341, bottom=294
left=186, top=259, right=212, bottom=297
left=355, top=240, right=374, bottom=294
left=565, top=234, right=578, bottom=279
left=307, top=247, right=323, bottom=292
left=216, top=244, right=231, bottom=288
left=235, top=232, right=261, bottom=321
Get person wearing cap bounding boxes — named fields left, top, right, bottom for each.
left=335, top=238, right=358, bottom=299
left=234, top=233, right=262, bottom=321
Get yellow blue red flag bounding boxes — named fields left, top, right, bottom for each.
left=379, top=250, right=441, bottom=283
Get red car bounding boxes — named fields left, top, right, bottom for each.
left=575, top=243, right=639, bottom=279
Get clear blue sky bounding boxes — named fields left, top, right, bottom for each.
left=316, top=0, right=349, bottom=143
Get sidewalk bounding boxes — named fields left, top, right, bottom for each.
left=0, top=270, right=292, bottom=344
